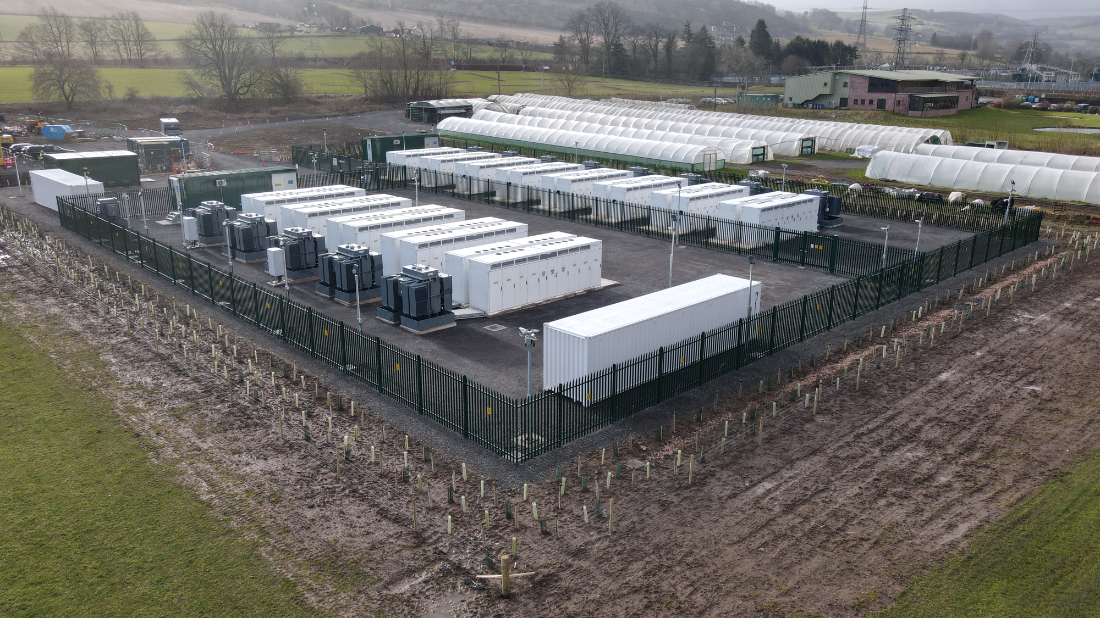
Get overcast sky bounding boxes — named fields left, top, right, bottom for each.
left=770, top=0, right=1100, bottom=19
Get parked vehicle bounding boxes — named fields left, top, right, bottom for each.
left=9, top=143, right=33, bottom=153
left=24, top=144, right=73, bottom=158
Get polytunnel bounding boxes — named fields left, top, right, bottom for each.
left=865, top=151, right=1100, bottom=204
left=470, top=110, right=772, bottom=163
left=436, top=117, right=725, bottom=171
left=913, top=144, right=1100, bottom=173
left=493, top=94, right=951, bottom=153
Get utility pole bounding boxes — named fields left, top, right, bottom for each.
left=856, top=0, right=872, bottom=57
left=891, top=9, right=917, bottom=70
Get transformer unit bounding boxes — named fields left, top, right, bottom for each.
left=224, top=212, right=277, bottom=262
left=717, top=192, right=820, bottom=233
left=96, top=197, right=129, bottom=228
left=628, top=167, right=649, bottom=177
left=377, top=264, right=456, bottom=334
left=539, top=155, right=558, bottom=163
left=803, top=189, right=843, bottom=228
left=270, top=227, right=326, bottom=283
left=240, top=185, right=364, bottom=220
left=679, top=173, right=706, bottom=185
left=582, top=160, right=601, bottom=170
left=736, top=180, right=774, bottom=196
left=316, top=244, right=384, bottom=305
left=183, top=200, right=236, bottom=245
left=466, top=236, right=603, bottom=316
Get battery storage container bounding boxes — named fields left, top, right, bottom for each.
left=445, top=232, right=576, bottom=306
left=329, top=206, right=462, bottom=247
left=467, top=237, right=602, bottom=316
left=396, top=220, right=527, bottom=275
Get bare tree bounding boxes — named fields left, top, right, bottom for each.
left=78, top=18, right=108, bottom=64
left=662, top=30, right=678, bottom=78
left=256, top=33, right=305, bottom=103
left=178, top=11, right=259, bottom=105
left=106, top=13, right=134, bottom=64
left=591, top=1, right=631, bottom=74
left=566, top=9, right=595, bottom=67
left=129, top=13, right=158, bottom=68
left=33, top=60, right=101, bottom=109
left=495, top=36, right=513, bottom=64
left=516, top=38, right=536, bottom=67
left=554, top=70, right=585, bottom=97
left=347, top=36, right=452, bottom=103
left=18, top=7, right=77, bottom=63
left=640, top=23, right=665, bottom=74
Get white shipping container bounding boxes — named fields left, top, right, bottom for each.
left=496, top=162, right=583, bottom=202
left=385, top=147, right=463, bottom=167
left=280, top=194, right=408, bottom=233
left=467, top=237, right=603, bottom=316
left=379, top=217, right=506, bottom=276
left=330, top=206, right=462, bottom=248
left=397, top=220, right=528, bottom=275
left=591, top=175, right=687, bottom=222
left=30, top=169, right=103, bottom=211
left=241, top=185, right=363, bottom=218
left=542, top=274, right=761, bottom=396
left=446, top=232, right=576, bottom=306
left=717, top=192, right=819, bottom=233
left=650, top=183, right=750, bottom=218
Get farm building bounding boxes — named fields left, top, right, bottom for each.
left=783, top=70, right=978, bottom=117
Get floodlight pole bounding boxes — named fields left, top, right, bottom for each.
left=880, top=226, right=890, bottom=269
left=746, top=256, right=755, bottom=320
left=519, top=327, right=538, bottom=444
left=669, top=202, right=680, bottom=288
left=224, top=220, right=233, bottom=272
left=13, top=153, right=22, bottom=197
left=83, top=166, right=90, bottom=195
left=353, top=264, right=362, bottom=333
left=414, top=168, right=420, bottom=208
left=781, top=163, right=788, bottom=192
left=323, top=128, right=328, bottom=154
left=1003, top=180, right=1015, bottom=226
left=574, top=141, right=579, bottom=163
left=139, top=189, right=148, bottom=234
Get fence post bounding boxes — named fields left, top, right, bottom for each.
left=772, top=227, right=781, bottom=262
left=611, top=364, right=619, bottom=419
left=829, top=236, right=839, bottom=274
left=656, top=347, right=665, bottom=399
left=826, top=284, right=836, bottom=329
left=375, top=336, right=384, bottom=393
left=800, top=231, right=807, bottom=266
left=207, top=266, right=214, bottom=305
left=188, top=255, right=196, bottom=294
left=556, top=385, right=564, bottom=447
left=875, top=268, right=884, bottom=308
left=697, top=332, right=707, bottom=385
left=340, top=322, right=348, bottom=373
left=252, top=283, right=260, bottom=326
left=851, top=275, right=861, bottom=320
left=462, top=375, right=469, bottom=439
left=416, top=354, right=423, bottom=415
left=935, top=246, right=944, bottom=283
left=169, top=248, right=178, bottom=284
left=954, top=239, right=962, bottom=276
left=280, top=294, right=288, bottom=341
left=735, top=318, right=744, bottom=369
left=767, top=305, right=778, bottom=354
left=307, top=307, right=315, bottom=357
left=798, top=295, right=808, bottom=342
left=229, top=274, right=237, bottom=317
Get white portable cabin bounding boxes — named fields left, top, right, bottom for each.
left=446, top=232, right=576, bottom=306
left=467, top=236, right=602, bottom=316
left=496, top=162, right=584, bottom=202
left=454, top=156, right=539, bottom=193
left=542, top=274, right=761, bottom=397
left=396, top=220, right=528, bottom=275
left=591, top=175, right=687, bottom=223
left=333, top=206, right=464, bottom=253
left=718, top=192, right=819, bottom=233
left=651, top=183, right=750, bottom=218
left=380, top=217, right=508, bottom=276
left=287, top=194, right=411, bottom=237
left=241, top=185, right=363, bottom=219
left=30, top=169, right=104, bottom=211
left=385, top=147, right=463, bottom=167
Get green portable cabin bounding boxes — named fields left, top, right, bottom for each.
left=169, top=166, right=297, bottom=211
left=43, top=151, right=141, bottom=188
left=362, top=134, right=440, bottom=162
left=125, top=136, right=192, bottom=172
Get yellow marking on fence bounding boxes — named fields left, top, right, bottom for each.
left=323, top=329, right=329, bottom=337
left=487, top=407, right=492, bottom=414
left=395, top=363, right=400, bottom=371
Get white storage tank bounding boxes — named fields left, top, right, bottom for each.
left=446, top=232, right=576, bottom=306
left=467, top=236, right=603, bottom=316
left=496, top=162, right=584, bottom=202
left=330, top=206, right=463, bottom=248
left=30, top=169, right=103, bottom=211
left=385, top=147, right=463, bottom=167
left=717, top=192, right=820, bottom=233
left=543, top=274, right=761, bottom=397
left=279, top=194, right=409, bottom=233
left=396, top=220, right=527, bottom=275
left=542, top=168, right=632, bottom=211
left=241, top=185, right=364, bottom=219
left=651, top=183, right=750, bottom=218
left=379, top=217, right=508, bottom=276
left=592, top=175, right=687, bottom=223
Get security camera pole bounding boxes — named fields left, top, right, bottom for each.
left=519, top=327, right=539, bottom=444
left=139, top=189, right=149, bottom=234
left=83, top=166, right=90, bottom=196
left=1003, top=180, right=1015, bottom=226
left=746, top=256, right=755, bottom=320
left=913, top=211, right=924, bottom=255
left=353, top=264, right=363, bottom=333
left=880, top=226, right=890, bottom=269
left=781, top=163, right=788, bottom=192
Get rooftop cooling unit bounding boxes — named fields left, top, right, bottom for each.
left=737, top=180, right=774, bottom=196
left=96, top=197, right=129, bottom=228
left=466, top=146, right=484, bottom=152
left=628, top=167, right=649, bottom=177
left=679, top=173, right=706, bottom=185
left=276, top=227, right=326, bottom=282
left=582, top=160, right=601, bottom=170
left=184, top=200, right=236, bottom=245
left=501, top=150, right=518, bottom=157
left=225, top=212, right=277, bottom=263
left=377, top=264, right=455, bottom=334
left=804, top=190, right=843, bottom=228
left=539, top=155, right=558, bottom=163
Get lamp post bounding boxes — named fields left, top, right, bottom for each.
left=781, top=163, right=788, bottom=192
left=83, top=166, right=90, bottom=195
left=323, top=128, right=328, bottom=154
left=668, top=207, right=680, bottom=288
left=574, top=141, right=579, bottom=163
left=223, top=219, right=234, bottom=272
left=519, top=327, right=538, bottom=444
left=139, top=189, right=149, bottom=234
left=913, top=211, right=924, bottom=255
left=1003, top=180, right=1015, bottom=226
left=746, top=255, right=755, bottom=320
left=880, top=225, right=890, bottom=269
left=413, top=167, right=420, bottom=208
left=13, top=152, right=22, bottom=197
left=353, top=264, right=363, bottom=333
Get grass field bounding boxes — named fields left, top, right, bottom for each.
left=0, top=318, right=321, bottom=617
left=880, top=450, right=1100, bottom=617
left=0, top=66, right=721, bottom=104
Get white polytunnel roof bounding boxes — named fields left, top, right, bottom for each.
left=490, top=93, right=951, bottom=153
left=436, top=117, right=725, bottom=170
left=471, top=110, right=771, bottom=164
left=914, top=144, right=1100, bottom=173
left=866, top=151, right=1100, bottom=204
left=478, top=107, right=811, bottom=157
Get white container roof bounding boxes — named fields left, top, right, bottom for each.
left=436, top=117, right=723, bottom=169
left=914, top=144, right=1100, bottom=173
left=866, top=151, right=1100, bottom=204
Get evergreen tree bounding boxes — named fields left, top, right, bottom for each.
left=748, top=19, right=772, bottom=61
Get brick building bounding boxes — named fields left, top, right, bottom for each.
left=783, top=69, right=978, bottom=117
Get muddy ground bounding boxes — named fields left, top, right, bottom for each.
left=209, top=123, right=386, bottom=155
left=2, top=210, right=1099, bottom=617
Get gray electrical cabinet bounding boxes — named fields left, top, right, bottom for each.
left=224, top=212, right=277, bottom=263
left=96, top=197, right=129, bottom=228
left=279, top=227, right=326, bottom=282
left=184, top=200, right=236, bottom=245
left=377, top=264, right=455, bottom=334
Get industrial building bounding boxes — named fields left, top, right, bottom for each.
left=404, top=99, right=489, bottom=123
left=125, top=137, right=191, bottom=173
left=43, top=151, right=141, bottom=188
left=783, top=70, right=978, bottom=117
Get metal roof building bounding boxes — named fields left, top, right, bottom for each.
left=405, top=98, right=490, bottom=123
left=783, top=69, right=978, bottom=117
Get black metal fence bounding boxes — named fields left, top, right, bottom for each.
left=57, top=193, right=1042, bottom=463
